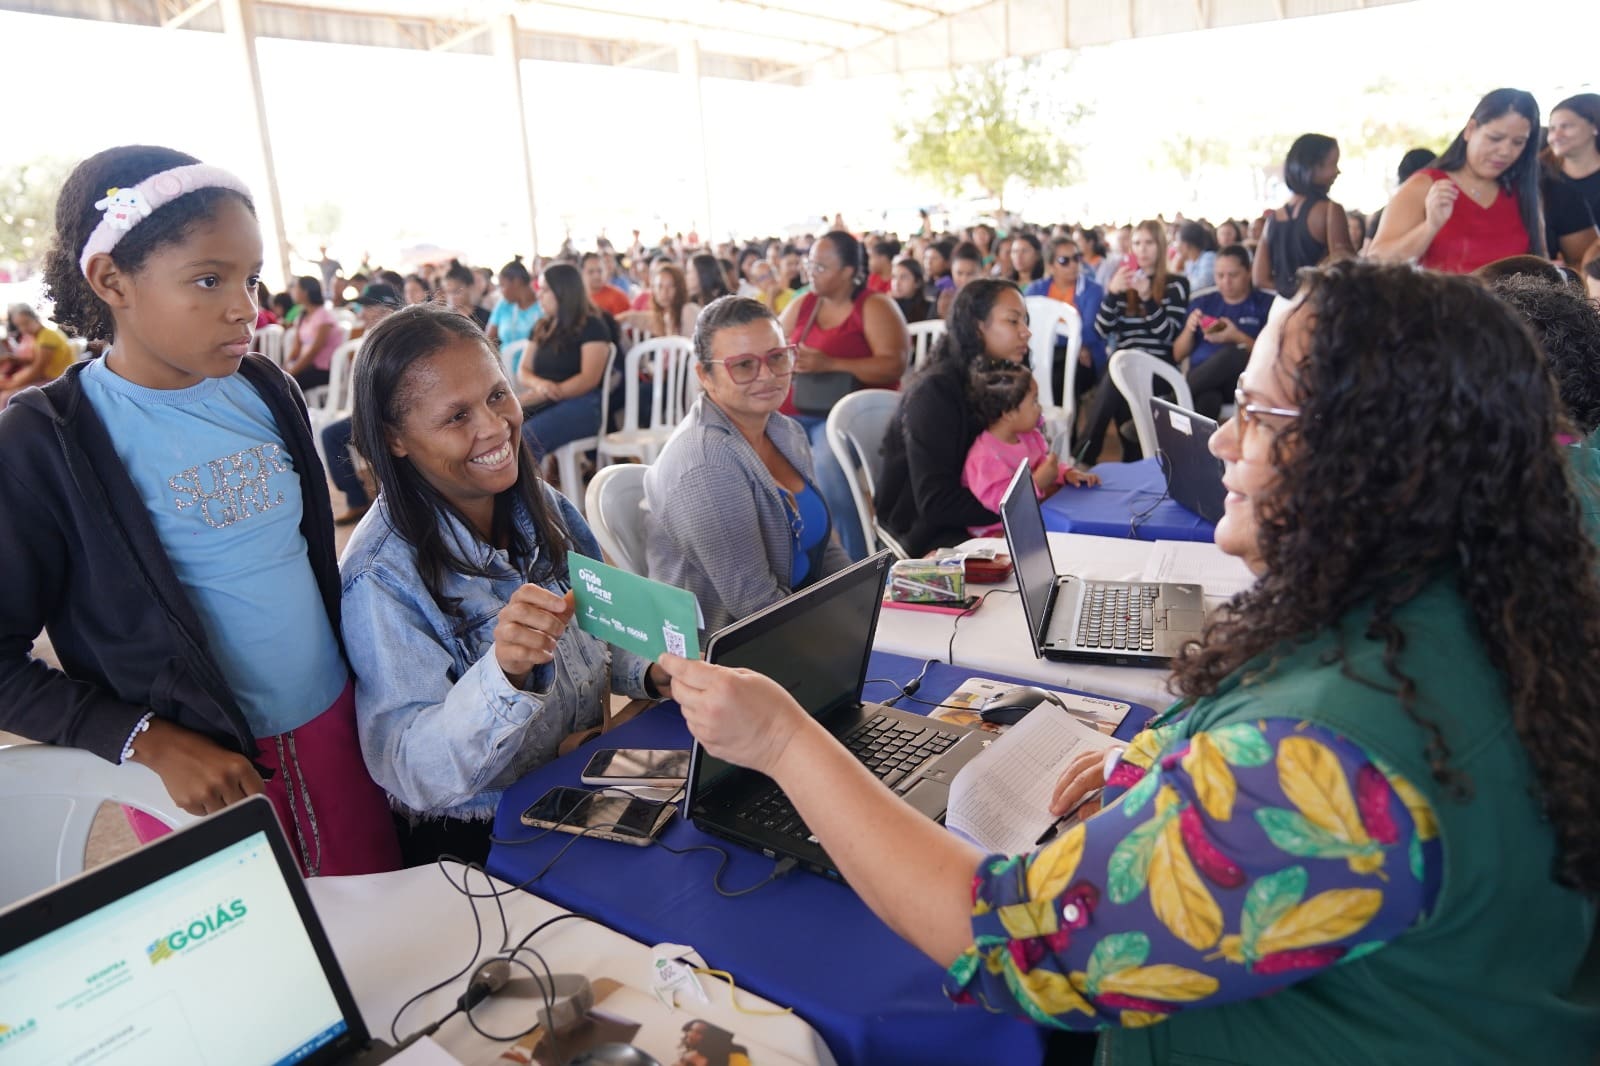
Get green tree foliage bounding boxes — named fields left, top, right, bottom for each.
left=895, top=58, right=1085, bottom=211
left=0, top=157, right=73, bottom=274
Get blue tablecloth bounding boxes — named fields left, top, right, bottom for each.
left=1041, top=457, right=1215, bottom=542
left=487, top=651, right=1154, bottom=1066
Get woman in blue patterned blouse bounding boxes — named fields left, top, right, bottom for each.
left=658, top=261, right=1600, bottom=1063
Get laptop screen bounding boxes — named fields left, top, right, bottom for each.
left=1000, top=459, right=1056, bottom=650
left=695, top=552, right=892, bottom=796
left=0, top=829, right=348, bottom=1066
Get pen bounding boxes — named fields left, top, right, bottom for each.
left=1035, top=787, right=1105, bottom=845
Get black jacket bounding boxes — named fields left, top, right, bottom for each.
left=874, top=360, right=999, bottom=557
left=0, top=355, right=342, bottom=764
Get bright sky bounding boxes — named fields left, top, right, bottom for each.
left=1, top=0, right=1595, bottom=287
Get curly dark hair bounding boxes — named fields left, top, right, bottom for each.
left=968, top=361, right=1034, bottom=427
left=1171, top=259, right=1600, bottom=892
left=1488, top=274, right=1600, bottom=435
left=44, top=145, right=257, bottom=342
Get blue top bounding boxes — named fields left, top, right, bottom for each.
left=488, top=297, right=543, bottom=349
left=339, top=485, right=653, bottom=820
left=78, top=358, right=347, bottom=737
left=1024, top=275, right=1109, bottom=368
left=1185, top=289, right=1274, bottom=369
left=1185, top=250, right=1217, bottom=290
left=789, top=482, right=828, bottom=586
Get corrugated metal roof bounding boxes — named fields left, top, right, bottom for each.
left=1, top=0, right=1415, bottom=83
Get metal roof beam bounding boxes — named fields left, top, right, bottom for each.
left=162, top=0, right=216, bottom=28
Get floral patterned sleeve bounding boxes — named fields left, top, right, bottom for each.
left=942, top=718, right=1443, bottom=1030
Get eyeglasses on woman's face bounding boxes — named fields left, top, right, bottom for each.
left=1233, top=385, right=1301, bottom=435
left=705, top=345, right=797, bottom=384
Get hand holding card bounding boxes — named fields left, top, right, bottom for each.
left=571, top=553, right=703, bottom=663
left=494, top=585, right=576, bottom=683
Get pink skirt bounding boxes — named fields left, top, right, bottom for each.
left=125, top=679, right=401, bottom=877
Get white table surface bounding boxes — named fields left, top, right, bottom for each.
left=872, top=534, right=1254, bottom=713
left=307, top=865, right=835, bottom=1066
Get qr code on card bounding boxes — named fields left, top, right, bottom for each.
left=661, top=621, right=687, bottom=658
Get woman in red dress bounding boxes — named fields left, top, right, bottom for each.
left=1369, top=88, right=1546, bottom=274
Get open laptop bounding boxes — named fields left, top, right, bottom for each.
left=0, top=796, right=396, bottom=1065
left=1151, top=396, right=1226, bottom=523
left=1000, top=460, right=1206, bottom=667
left=686, top=551, right=987, bottom=882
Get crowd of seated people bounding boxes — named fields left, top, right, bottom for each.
left=6, top=84, right=1600, bottom=1059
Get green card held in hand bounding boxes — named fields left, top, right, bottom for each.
left=571, top=553, right=702, bottom=661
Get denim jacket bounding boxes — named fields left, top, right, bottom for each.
left=340, top=484, right=651, bottom=821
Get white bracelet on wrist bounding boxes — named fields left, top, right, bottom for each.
left=120, top=711, right=155, bottom=764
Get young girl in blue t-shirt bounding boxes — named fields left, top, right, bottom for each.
left=0, top=145, right=399, bottom=875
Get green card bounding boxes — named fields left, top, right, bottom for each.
left=571, top=553, right=701, bottom=661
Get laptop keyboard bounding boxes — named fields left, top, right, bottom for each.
left=1074, top=583, right=1161, bottom=653
left=745, top=716, right=958, bottom=844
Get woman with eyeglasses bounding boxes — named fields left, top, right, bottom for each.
left=658, top=260, right=1600, bottom=1062
left=645, top=296, right=850, bottom=638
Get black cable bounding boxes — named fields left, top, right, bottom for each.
left=947, top=587, right=1018, bottom=664
left=1127, top=487, right=1170, bottom=539
left=866, top=657, right=935, bottom=707
left=389, top=862, right=491, bottom=1043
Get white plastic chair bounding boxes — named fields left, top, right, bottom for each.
left=1024, top=295, right=1082, bottom=450
left=500, top=339, right=529, bottom=381
left=548, top=344, right=619, bottom=515
left=621, top=321, right=653, bottom=355
left=595, top=336, right=698, bottom=467
left=254, top=323, right=286, bottom=366
left=0, top=744, right=192, bottom=907
left=307, top=337, right=362, bottom=466
left=584, top=463, right=650, bottom=576
left=905, top=319, right=945, bottom=375
left=826, top=389, right=911, bottom=558
left=1108, top=348, right=1196, bottom=461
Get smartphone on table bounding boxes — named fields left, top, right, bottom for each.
left=519, top=785, right=675, bottom=846
left=579, top=748, right=690, bottom=787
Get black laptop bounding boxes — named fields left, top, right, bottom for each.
left=685, top=551, right=987, bottom=881
left=1151, top=396, right=1226, bottom=523
left=1000, top=460, right=1206, bottom=667
left=0, top=796, right=396, bottom=1065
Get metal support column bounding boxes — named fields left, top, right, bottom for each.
left=492, top=14, right=540, bottom=259
left=678, top=39, right=715, bottom=245
left=218, top=0, right=291, bottom=289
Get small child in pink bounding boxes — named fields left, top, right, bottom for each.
left=962, top=363, right=1098, bottom=536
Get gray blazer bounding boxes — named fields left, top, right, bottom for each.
left=644, top=395, right=851, bottom=637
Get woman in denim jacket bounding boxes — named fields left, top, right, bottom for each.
left=340, top=304, right=671, bottom=865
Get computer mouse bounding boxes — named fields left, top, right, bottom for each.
left=978, top=686, right=1057, bottom=725
left=563, top=1045, right=662, bottom=1066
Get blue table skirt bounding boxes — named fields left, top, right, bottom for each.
left=488, top=652, right=1155, bottom=1066
left=1041, top=456, right=1215, bottom=542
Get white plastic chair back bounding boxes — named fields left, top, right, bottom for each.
left=905, top=319, right=945, bottom=374
left=584, top=463, right=650, bottom=576
left=500, top=339, right=530, bottom=381
left=595, top=336, right=696, bottom=467
left=308, top=337, right=361, bottom=466
left=621, top=321, right=653, bottom=354
left=1108, top=348, right=1195, bottom=460
left=826, top=389, right=905, bottom=558
left=1024, top=296, right=1082, bottom=449
left=549, top=343, right=618, bottom=515
left=254, top=323, right=286, bottom=366
left=0, top=744, right=192, bottom=907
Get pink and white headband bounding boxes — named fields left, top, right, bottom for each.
left=78, top=163, right=252, bottom=275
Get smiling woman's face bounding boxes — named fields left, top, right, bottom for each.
left=386, top=337, right=522, bottom=522
left=1209, top=300, right=1305, bottom=574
